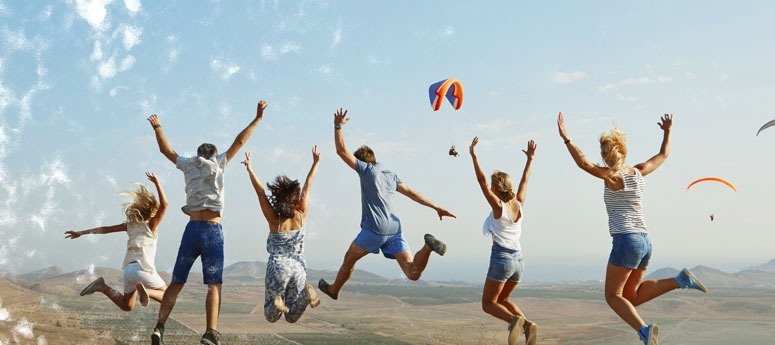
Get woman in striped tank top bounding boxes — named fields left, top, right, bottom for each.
left=557, top=113, right=707, bottom=345
left=470, top=136, right=538, bottom=345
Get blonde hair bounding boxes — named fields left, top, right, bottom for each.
left=599, top=125, right=628, bottom=172
left=491, top=171, right=515, bottom=202
left=122, top=184, right=159, bottom=224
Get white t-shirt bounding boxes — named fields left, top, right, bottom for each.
left=176, top=153, right=228, bottom=212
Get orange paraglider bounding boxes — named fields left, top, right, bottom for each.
left=686, top=177, right=737, bottom=192
left=428, top=78, right=464, bottom=111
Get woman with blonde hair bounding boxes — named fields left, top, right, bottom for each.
left=241, top=146, right=321, bottom=323
left=65, top=172, right=168, bottom=311
left=557, top=112, right=707, bottom=345
left=469, top=136, right=538, bottom=345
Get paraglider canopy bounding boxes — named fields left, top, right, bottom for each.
left=686, top=177, right=737, bottom=192
left=756, top=119, right=775, bottom=136
left=429, top=78, right=464, bottom=111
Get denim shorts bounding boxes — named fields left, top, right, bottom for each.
left=486, top=245, right=524, bottom=282
left=608, top=232, right=652, bottom=269
left=353, top=228, right=410, bottom=259
left=171, top=221, right=224, bottom=284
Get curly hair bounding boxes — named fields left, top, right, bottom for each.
left=599, top=125, right=628, bottom=172
left=491, top=170, right=515, bottom=202
left=267, top=175, right=301, bottom=219
left=122, top=184, right=159, bottom=224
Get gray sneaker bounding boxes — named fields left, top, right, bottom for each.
left=305, top=283, right=320, bottom=308
left=79, top=277, right=104, bottom=296
left=201, top=329, right=221, bottom=345
left=523, top=319, right=537, bottom=345
left=507, top=316, right=525, bottom=345
left=424, top=234, right=447, bottom=256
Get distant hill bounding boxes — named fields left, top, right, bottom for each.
left=747, top=258, right=775, bottom=272
left=646, top=264, right=775, bottom=289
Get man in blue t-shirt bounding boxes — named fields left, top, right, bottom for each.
left=319, top=108, right=456, bottom=300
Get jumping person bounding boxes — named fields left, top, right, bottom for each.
left=318, top=108, right=457, bottom=300
left=65, top=172, right=168, bottom=311
left=557, top=112, right=707, bottom=345
left=242, top=146, right=321, bottom=323
left=147, top=100, right=267, bottom=345
left=469, top=136, right=538, bottom=345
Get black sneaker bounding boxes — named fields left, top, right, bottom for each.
left=200, top=328, right=221, bottom=345
left=79, top=277, right=104, bottom=296
left=318, top=279, right=338, bottom=300
left=151, top=326, right=164, bottom=345
left=424, top=234, right=447, bottom=256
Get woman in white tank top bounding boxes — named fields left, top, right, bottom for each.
left=242, top=146, right=321, bottom=323
left=65, top=172, right=169, bottom=311
left=470, top=136, right=538, bottom=345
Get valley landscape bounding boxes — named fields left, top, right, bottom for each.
left=2, top=261, right=775, bottom=344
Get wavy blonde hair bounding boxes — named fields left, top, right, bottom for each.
left=122, top=184, right=159, bottom=224
left=599, top=125, right=628, bottom=172
left=491, top=171, right=515, bottom=202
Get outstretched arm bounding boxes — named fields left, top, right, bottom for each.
left=634, top=114, right=672, bottom=176
left=469, top=137, right=501, bottom=213
left=557, top=112, right=609, bottom=179
left=145, top=172, right=168, bottom=234
left=225, top=100, right=268, bottom=163
left=147, top=114, right=178, bottom=164
left=334, top=108, right=357, bottom=170
left=297, top=145, right=321, bottom=215
left=396, top=183, right=457, bottom=220
left=515, top=140, right=536, bottom=205
left=64, top=223, right=127, bottom=239
left=241, top=152, right=278, bottom=227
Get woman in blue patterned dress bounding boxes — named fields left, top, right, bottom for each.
left=242, top=146, right=321, bottom=323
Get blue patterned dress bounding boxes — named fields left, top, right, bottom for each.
left=264, top=217, right=310, bottom=323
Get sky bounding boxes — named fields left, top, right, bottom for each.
left=1, top=0, right=774, bottom=284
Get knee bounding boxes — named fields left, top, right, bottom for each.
left=121, top=304, right=133, bottom=312
left=405, top=273, right=421, bottom=281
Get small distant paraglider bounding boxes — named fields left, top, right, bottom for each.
left=448, top=145, right=459, bottom=157
left=757, top=119, right=775, bottom=136
left=686, top=177, right=737, bottom=192
left=429, top=78, right=464, bottom=111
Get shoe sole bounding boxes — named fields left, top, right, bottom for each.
left=424, top=234, right=447, bottom=256
left=682, top=268, right=708, bottom=293
left=524, top=321, right=537, bottom=345
left=136, top=283, right=149, bottom=307
left=151, top=332, right=162, bottom=345
left=80, top=277, right=104, bottom=296
left=647, top=324, right=659, bottom=345
left=200, top=339, right=217, bottom=345
left=318, top=279, right=338, bottom=300
left=274, top=295, right=289, bottom=313
left=507, top=316, right=525, bottom=345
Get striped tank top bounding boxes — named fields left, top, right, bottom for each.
left=603, top=168, right=648, bottom=236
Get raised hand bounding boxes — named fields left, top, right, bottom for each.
left=522, top=140, right=537, bottom=159
left=147, top=114, right=161, bottom=128
left=256, top=100, right=268, bottom=119
left=557, top=112, right=570, bottom=141
left=658, top=113, right=673, bottom=131
left=469, top=136, right=479, bottom=156
left=241, top=152, right=252, bottom=167
left=64, top=230, right=81, bottom=239
left=436, top=208, right=457, bottom=220
left=334, top=108, right=349, bottom=126
left=146, top=172, right=158, bottom=183
left=312, top=145, right=321, bottom=163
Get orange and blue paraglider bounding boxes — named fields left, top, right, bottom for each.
left=429, top=78, right=464, bottom=111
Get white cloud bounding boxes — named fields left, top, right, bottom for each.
left=39, top=5, right=53, bottom=20
left=121, top=25, right=142, bottom=50
left=330, top=24, right=342, bottom=50
left=318, top=64, right=331, bottom=75
left=261, top=42, right=301, bottom=60
left=119, top=55, right=135, bottom=71
left=123, top=0, right=141, bottom=15
left=280, top=42, right=301, bottom=54
left=553, top=71, right=586, bottom=84
left=440, top=25, right=454, bottom=38
left=261, top=45, right=276, bottom=60
left=210, top=58, right=240, bottom=80
left=615, top=93, right=637, bottom=102
left=89, top=41, right=103, bottom=61
left=598, top=75, right=672, bottom=93
left=2, top=27, right=30, bottom=51
left=97, top=56, right=117, bottom=79
left=74, top=0, right=113, bottom=31
left=0, top=82, right=13, bottom=113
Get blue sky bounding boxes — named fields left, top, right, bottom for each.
left=1, top=1, right=774, bottom=284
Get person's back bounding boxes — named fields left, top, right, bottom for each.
left=123, top=221, right=158, bottom=273
left=356, top=160, right=401, bottom=236
left=177, top=151, right=228, bottom=214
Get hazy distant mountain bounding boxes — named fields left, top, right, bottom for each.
left=17, top=266, right=64, bottom=281
left=646, top=264, right=775, bottom=288
left=747, top=258, right=775, bottom=272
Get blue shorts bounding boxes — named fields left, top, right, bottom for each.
left=486, top=245, right=524, bottom=282
left=608, top=232, right=651, bottom=269
left=171, top=221, right=224, bottom=284
left=354, top=228, right=410, bottom=259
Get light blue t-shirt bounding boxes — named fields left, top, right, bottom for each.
left=176, top=152, right=228, bottom=213
left=356, top=160, right=402, bottom=235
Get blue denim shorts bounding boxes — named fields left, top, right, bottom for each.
left=608, top=232, right=652, bottom=269
left=486, top=245, right=524, bottom=282
left=353, top=228, right=410, bottom=259
left=171, top=221, right=224, bottom=284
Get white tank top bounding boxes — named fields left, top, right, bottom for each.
left=122, top=222, right=158, bottom=273
left=482, top=200, right=523, bottom=251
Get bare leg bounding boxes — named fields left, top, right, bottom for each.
left=623, top=268, right=680, bottom=306
left=394, top=243, right=434, bottom=281
left=96, top=283, right=136, bottom=311
left=205, top=283, right=222, bottom=330
left=497, top=280, right=524, bottom=318
left=605, top=264, right=645, bottom=331
left=327, top=242, right=370, bottom=295
left=157, top=282, right=184, bottom=325
left=481, top=278, right=523, bottom=323
left=147, top=286, right=167, bottom=303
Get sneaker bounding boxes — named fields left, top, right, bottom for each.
left=639, top=324, right=658, bottom=345
left=200, top=328, right=221, bottom=345
left=318, top=279, right=339, bottom=300
left=273, top=295, right=289, bottom=314
left=136, top=283, right=149, bottom=307
left=305, top=283, right=320, bottom=308
left=424, top=234, right=447, bottom=256
left=507, top=316, right=525, bottom=345
left=675, top=268, right=708, bottom=292
left=151, top=326, right=164, bottom=345
left=523, top=319, right=537, bottom=345
left=79, top=277, right=104, bottom=296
